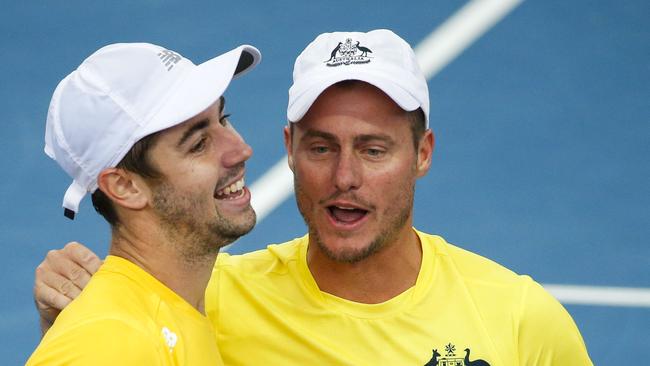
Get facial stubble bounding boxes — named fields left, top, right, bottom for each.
left=151, top=181, right=256, bottom=264
left=295, top=175, right=414, bottom=264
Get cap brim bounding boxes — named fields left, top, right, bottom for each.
left=287, top=69, right=420, bottom=123
left=137, top=45, right=261, bottom=140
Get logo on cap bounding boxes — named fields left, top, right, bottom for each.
left=158, top=50, right=181, bottom=71
left=325, top=38, right=373, bottom=67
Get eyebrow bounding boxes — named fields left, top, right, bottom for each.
left=300, top=129, right=396, bottom=147
left=353, top=133, right=395, bottom=147
left=300, top=129, right=338, bottom=143
left=176, top=96, right=225, bottom=147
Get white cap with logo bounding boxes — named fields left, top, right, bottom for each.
left=45, top=42, right=261, bottom=219
left=287, top=29, right=429, bottom=126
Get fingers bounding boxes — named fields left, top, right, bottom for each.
left=33, top=241, right=101, bottom=335
left=35, top=265, right=83, bottom=302
left=41, top=250, right=91, bottom=291
left=63, top=242, right=103, bottom=275
left=33, top=271, right=74, bottom=334
left=34, top=277, right=73, bottom=312
left=33, top=241, right=102, bottom=318
left=45, top=242, right=102, bottom=290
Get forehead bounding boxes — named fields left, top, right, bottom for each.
left=295, top=83, right=411, bottom=137
left=156, top=97, right=224, bottom=139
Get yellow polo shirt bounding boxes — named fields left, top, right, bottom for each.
left=27, top=255, right=222, bottom=365
left=207, top=230, right=592, bottom=365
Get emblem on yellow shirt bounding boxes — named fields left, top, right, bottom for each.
left=161, top=327, right=178, bottom=352
left=424, top=343, right=490, bottom=366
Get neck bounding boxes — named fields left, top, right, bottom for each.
left=109, top=217, right=217, bottom=314
left=307, top=226, right=422, bottom=304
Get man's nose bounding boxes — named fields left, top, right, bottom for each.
left=221, top=128, right=253, bottom=167
left=333, top=150, right=361, bottom=192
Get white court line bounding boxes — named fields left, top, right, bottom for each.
left=415, top=0, right=524, bottom=79
left=249, top=158, right=294, bottom=221
left=544, top=284, right=650, bottom=308
left=245, top=0, right=650, bottom=309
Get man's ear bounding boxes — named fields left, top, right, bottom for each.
left=96, top=168, right=149, bottom=211
left=283, top=125, right=294, bottom=172
left=416, top=129, right=434, bottom=178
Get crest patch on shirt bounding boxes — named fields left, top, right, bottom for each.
left=423, top=343, right=490, bottom=366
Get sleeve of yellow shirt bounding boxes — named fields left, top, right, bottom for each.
left=26, top=318, right=165, bottom=366
left=517, top=279, right=594, bottom=366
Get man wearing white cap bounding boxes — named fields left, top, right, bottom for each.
left=27, top=42, right=260, bottom=365
left=33, top=30, right=592, bottom=365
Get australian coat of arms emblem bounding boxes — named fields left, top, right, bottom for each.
left=424, top=343, right=491, bottom=366
left=325, top=38, right=373, bottom=66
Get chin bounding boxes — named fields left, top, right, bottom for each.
left=213, top=208, right=257, bottom=241
left=314, top=234, right=384, bottom=264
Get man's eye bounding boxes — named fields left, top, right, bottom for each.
left=219, top=114, right=231, bottom=126
left=312, top=146, right=329, bottom=154
left=365, top=148, right=385, bottom=157
left=190, top=138, right=207, bottom=153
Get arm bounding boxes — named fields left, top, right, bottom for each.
left=33, top=242, right=102, bottom=335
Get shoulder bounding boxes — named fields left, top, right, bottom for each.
left=416, top=231, right=592, bottom=364
left=43, top=263, right=163, bottom=345
left=215, top=234, right=307, bottom=276
left=61, top=265, right=155, bottom=321
left=27, top=318, right=165, bottom=365
left=517, top=281, right=593, bottom=364
left=418, top=231, right=533, bottom=321
left=418, top=231, right=524, bottom=286
left=205, top=235, right=308, bottom=322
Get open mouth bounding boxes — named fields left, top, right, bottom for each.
left=214, top=178, right=246, bottom=200
left=327, top=205, right=369, bottom=224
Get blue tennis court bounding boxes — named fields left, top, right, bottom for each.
left=1, top=1, right=648, bottom=364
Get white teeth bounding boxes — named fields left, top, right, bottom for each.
left=216, top=178, right=245, bottom=198
left=336, top=206, right=355, bottom=210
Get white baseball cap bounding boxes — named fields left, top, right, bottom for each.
left=45, top=42, right=261, bottom=219
left=287, top=29, right=429, bottom=126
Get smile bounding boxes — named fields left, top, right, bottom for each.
left=215, top=178, right=246, bottom=200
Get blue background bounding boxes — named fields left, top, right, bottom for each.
left=1, top=1, right=648, bottom=364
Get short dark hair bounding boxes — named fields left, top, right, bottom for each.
left=406, top=107, right=426, bottom=150
left=91, top=132, right=161, bottom=226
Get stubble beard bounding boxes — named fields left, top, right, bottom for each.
left=151, top=181, right=256, bottom=265
left=295, top=176, right=414, bottom=264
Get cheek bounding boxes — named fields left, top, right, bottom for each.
left=172, top=164, right=220, bottom=191
left=367, top=162, right=416, bottom=194
left=295, top=161, right=329, bottom=190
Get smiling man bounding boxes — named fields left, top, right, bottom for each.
left=33, top=30, right=592, bottom=365
left=27, top=42, right=260, bottom=365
